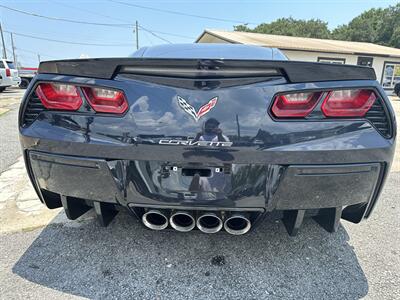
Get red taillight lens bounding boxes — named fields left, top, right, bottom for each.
left=5, top=68, right=11, bottom=77
left=321, top=89, right=376, bottom=117
left=36, top=83, right=83, bottom=110
left=82, top=87, right=128, bottom=114
left=271, top=92, right=322, bottom=118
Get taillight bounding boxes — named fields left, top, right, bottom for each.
left=82, top=87, right=128, bottom=114
left=5, top=68, right=11, bottom=77
left=271, top=92, right=322, bottom=118
left=321, top=89, right=376, bottom=117
left=36, top=83, right=83, bottom=111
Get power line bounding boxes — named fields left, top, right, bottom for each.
left=138, top=25, right=172, bottom=44
left=15, top=47, right=57, bottom=59
left=0, top=4, right=133, bottom=27
left=141, top=29, right=195, bottom=40
left=5, top=30, right=134, bottom=47
left=142, top=30, right=155, bottom=46
left=3, top=2, right=193, bottom=47
left=53, top=0, right=132, bottom=24
left=53, top=1, right=195, bottom=40
left=109, top=0, right=258, bottom=25
left=5, top=25, right=135, bottom=44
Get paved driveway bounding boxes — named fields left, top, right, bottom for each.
left=0, top=88, right=26, bottom=172
left=0, top=174, right=399, bottom=299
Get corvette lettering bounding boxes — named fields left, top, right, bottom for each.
left=159, top=139, right=233, bottom=147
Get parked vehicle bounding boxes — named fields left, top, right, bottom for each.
left=18, top=67, right=38, bottom=89
left=394, top=81, right=400, bottom=97
left=0, top=59, right=21, bottom=92
left=18, top=44, right=396, bottom=236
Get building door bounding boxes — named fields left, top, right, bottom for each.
left=357, top=56, right=373, bottom=67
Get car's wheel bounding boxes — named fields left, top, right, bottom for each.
left=19, top=79, right=29, bottom=89
left=394, top=84, right=400, bottom=97
left=0, top=87, right=6, bottom=93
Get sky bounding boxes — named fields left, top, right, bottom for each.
left=1, top=0, right=399, bottom=67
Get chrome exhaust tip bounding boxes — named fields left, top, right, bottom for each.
left=224, top=213, right=251, bottom=235
left=196, top=212, right=223, bottom=234
left=142, top=209, right=168, bottom=230
left=170, top=211, right=195, bottom=232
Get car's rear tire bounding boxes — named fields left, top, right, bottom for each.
left=394, top=83, right=400, bottom=97
left=19, top=78, right=30, bottom=89
left=0, top=87, right=6, bottom=93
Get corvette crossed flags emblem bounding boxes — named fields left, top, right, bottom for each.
left=177, top=96, right=218, bottom=122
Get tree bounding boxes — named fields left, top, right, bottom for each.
left=233, top=3, right=400, bottom=48
left=233, top=24, right=252, bottom=32
left=234, top=17, right=331, bottom=39
left=376, top=3, right=400, bottom=48
left=331, top=8, right=385, bottom=43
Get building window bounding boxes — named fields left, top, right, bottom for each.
left=317, top=57, right=346, bottom=64
left=382, top=62, right=400, bottom=89
left=357, top=56, right=373, bottom=67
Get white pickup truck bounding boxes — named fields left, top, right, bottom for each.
left=0, top=59, right=21, bottom=92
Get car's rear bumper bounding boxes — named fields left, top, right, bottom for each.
left=27, top=149, right=384, bottom=209
left=21, top=134, right=393, bottom=234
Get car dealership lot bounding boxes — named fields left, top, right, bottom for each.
left=0, top=89, right=399, bottom=299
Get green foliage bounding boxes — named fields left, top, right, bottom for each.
left=235, top=17, right=330, bottom=39
left=233, top=24, right=252, bottom=32
left=234, top=3, right=400, bottom=48
left=331, top=8, right=385, bottom=43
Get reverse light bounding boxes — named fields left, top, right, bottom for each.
left=36, top=83, right=82, bottom=110
left=5, top=68, right=11, bottom=77
left=82, top=87, right=128, bottom=114
left=271, top=92, right=322, bottom=118
left=321, top=89, right=376, bottom=117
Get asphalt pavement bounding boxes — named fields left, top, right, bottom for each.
left=0, top=169, right=399, bottom=300
left=0, top=88, right=25, bottom=172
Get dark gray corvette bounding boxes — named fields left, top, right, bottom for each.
left=19, top=44, right=396, bottom=235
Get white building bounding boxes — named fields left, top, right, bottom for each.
left=196, top=30, right=400, bottom=92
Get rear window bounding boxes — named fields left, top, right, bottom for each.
left=5, top=61, right=15, bottom=69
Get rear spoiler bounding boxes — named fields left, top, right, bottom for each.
left=38, top=58, right=376, bottom=83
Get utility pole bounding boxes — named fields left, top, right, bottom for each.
left=37, top=54, right=41, bottom=64
left=10, top=32, right=17, bottom=67
left=135, top=20, right=139, bottom=50
left=0, top=22, right=7, bottom=59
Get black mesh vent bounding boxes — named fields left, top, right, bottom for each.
left=22, top=91, right=45, bottom=127
left=365, top=98, right=392, bottom=138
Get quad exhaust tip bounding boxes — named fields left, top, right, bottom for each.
left=142, top=209, right=169, bottom=230
left=224, top=213, right=251, bottom=235
left=142, top=209, right=252, bottom=234
left=196, top=212, right=223, bottom=234
left=170, top=211, right=195, bottom=232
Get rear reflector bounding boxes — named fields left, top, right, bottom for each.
left=5, top=68, right=11, bottom=77
left=82, top=87, right=128, bottom=114
left=36, top=83, right=82, bottom=110
left=321, top=89, right=376, bottom=117
left=271, top=92, right=322, bottom=118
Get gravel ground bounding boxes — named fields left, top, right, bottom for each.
left=0, top=170, right=399, bottom=299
